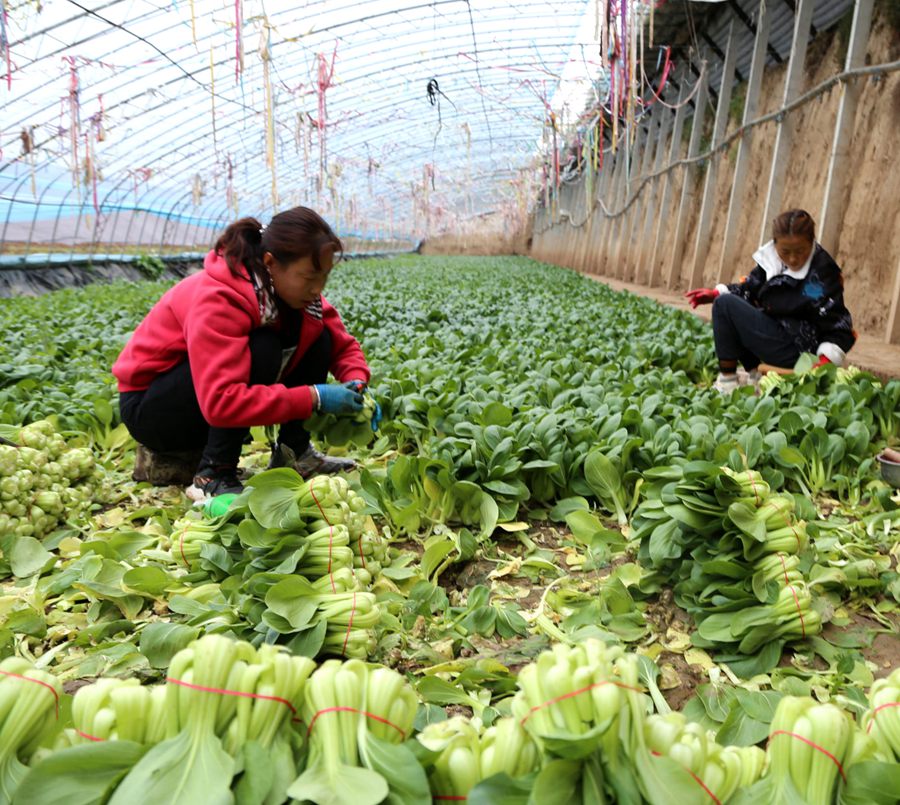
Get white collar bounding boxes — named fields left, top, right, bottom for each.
left=752, top=240, right=815, bottom=281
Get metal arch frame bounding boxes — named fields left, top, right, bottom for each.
left=0, top=35, right=580, bottom=184
left=1, top=58, right=567, bottom=227
left=2, top=0, right=599, bottom=253
left=1, top=3, right=585, bottom=143
left=0, top=38, right=579, bottom=222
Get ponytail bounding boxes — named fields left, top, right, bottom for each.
left=214, top=217, right=267, bottom=286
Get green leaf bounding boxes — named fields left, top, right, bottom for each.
left=584, top=451, right=622, bottom=499
left=529, top=760, right=582, bottom=805
left=14, top=741, right=147, bottom=805
left=287, top=620, right=328, bottom=658
left=109, top=730, right=235, bottom=805
left=122, top=566, right=173, bottom=597
left=416, top=677, right=475, bottom=706
left=233, top=741, right=275, bottom=805
left=361, top=734, right=431, bottom=805
left=548, top=497, right=590, bottom=521
left=264, top=576, right=318, bottom=630
left=245, top=470, right=306, bottom=528
left=287, top=757, right=388, bottom=805
left=3, top=536, right=54, bottom=578
left=715, top=701, right=769, bottom=747
left=139, top=623, right=200, bottom=669
left=468, top=772, right=533, bottom=805
left=840, top=759, right=900, bottom=805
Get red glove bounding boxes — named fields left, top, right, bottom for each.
left=813, top=355, right=832, bottom=369
left=684, top=288, right=719, bottom=309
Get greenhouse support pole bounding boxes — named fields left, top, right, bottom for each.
left=666, top=57, right=709, bottom=291
left=574, top=173, right=595, bottom=274
left=758, top=0, right=814, bottom=246
left=818, top=0, right=875, bottom=254
left=599, top=148, right=626, bottom=274
left=612, top=123, right=646, bottom=279
left=647, top=71, right=689, bottom=287
left=887, top=255, right=900, bottom=344
left=565, top=181, right=582, bottom=269
left=579, top=134, right=606, bottom=275
left=590, top=142, right=616, bottom=274
left=717, top=0, right=772, bottom=283
left=575, top=171, right=594, bottom=273
left=634, top=85, right=675, bottom=285
left=688, top=19, right=738, bottom=290
left=622, top=105, right=661, bottom=282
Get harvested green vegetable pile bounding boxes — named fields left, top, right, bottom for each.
left=0, top=255, right=898, bottom=804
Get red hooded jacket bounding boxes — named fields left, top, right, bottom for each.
left=112, top=250, right=370, bottom=428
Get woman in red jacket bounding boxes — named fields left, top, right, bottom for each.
left=113, top=206, right=378, bottom=500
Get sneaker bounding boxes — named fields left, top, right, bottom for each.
left=735, top=368, right=762, bottom=388
left=268, top=443, right=356, bottom=479
left=133, top=444, right=202, bottom=486
left=712, top=373, right=740, bottom=394
left=185, top=465, right=244, bottom=502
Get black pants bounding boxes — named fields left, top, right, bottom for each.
left=119, top=328, right=332, bottom=469
left=712, top=294, right=802, bottom=371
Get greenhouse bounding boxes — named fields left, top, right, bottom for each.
left=1, top=0, right=900, bottom=802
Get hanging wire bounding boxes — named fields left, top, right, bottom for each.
left=463, top=0, right=493, bottom=154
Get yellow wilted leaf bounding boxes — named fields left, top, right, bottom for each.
left=659, top=663, right=682, bottom=690
left=684, top=648, right=715, bottom=671
left=489, top=559, right=522, bottom=579
left=497, top=522, right=530, bottom=532
left=637, top=643, right=664, bottom=661
left=96, top=508, right=127, bottom=528
left=663, top=628, right=691, bottom=652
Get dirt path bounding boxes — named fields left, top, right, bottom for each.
left=593, top=275, right=900, bottom=380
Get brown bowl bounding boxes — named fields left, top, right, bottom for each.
left=877, top=451, right=900, bottom=488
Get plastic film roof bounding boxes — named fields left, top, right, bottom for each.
left=0, top=0, right=601, bottom=255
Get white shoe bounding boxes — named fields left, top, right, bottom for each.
left=713, top=373, right=740, bottom=394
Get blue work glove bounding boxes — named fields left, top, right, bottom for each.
left=314, top=383, right=364, bottom=414
left=344, top=379, right=382, bottom=431
left=370, top=399, right=383, bottom=432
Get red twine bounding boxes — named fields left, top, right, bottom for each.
left=340, top=591, right=357, bottom=658
left=767, top=730, right=847, bottom=782
left=650, top=750, right=721, bottom=805
left=775, top=553, right=806, bottom=637
left=866, top=701, right=900, bottom=734
left=519, top=679, right=645, bottom=726
left=76, top=729, right=104, bottom=742
left=178, top=525, right=190, bottom=568
left=0, top=668, right=59, bottom=719
left=306, top=706, right=406, bottom=738
left=309, top=478, right=338, bottom=592
left=166, top=676, right=300, bottom=722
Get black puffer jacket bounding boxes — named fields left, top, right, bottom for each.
left=719, top=243, right=856, bottom=359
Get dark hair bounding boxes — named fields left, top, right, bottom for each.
left=214, top=206, right=343, bottom=287
left=772, top=209, right=815, bottom=242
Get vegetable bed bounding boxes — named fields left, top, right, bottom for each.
left=0, top=255, right=898, bottom=804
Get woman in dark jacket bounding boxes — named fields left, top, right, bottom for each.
left=685, top=209, right=856, bottom=393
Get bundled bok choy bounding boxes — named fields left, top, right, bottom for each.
left=0, top=658, right=61, bottom=804
left=287, top=659, right=426, bottom=805
left=416, top=716, right=540, bottom=800
left=862, top=668, right=900, bottom=762
left=105, top=635, right=314, bottom=805
left=642, top=712, right=764, bottom=804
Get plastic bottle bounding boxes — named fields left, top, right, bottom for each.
left=203, top=493, right=238, bottom=518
